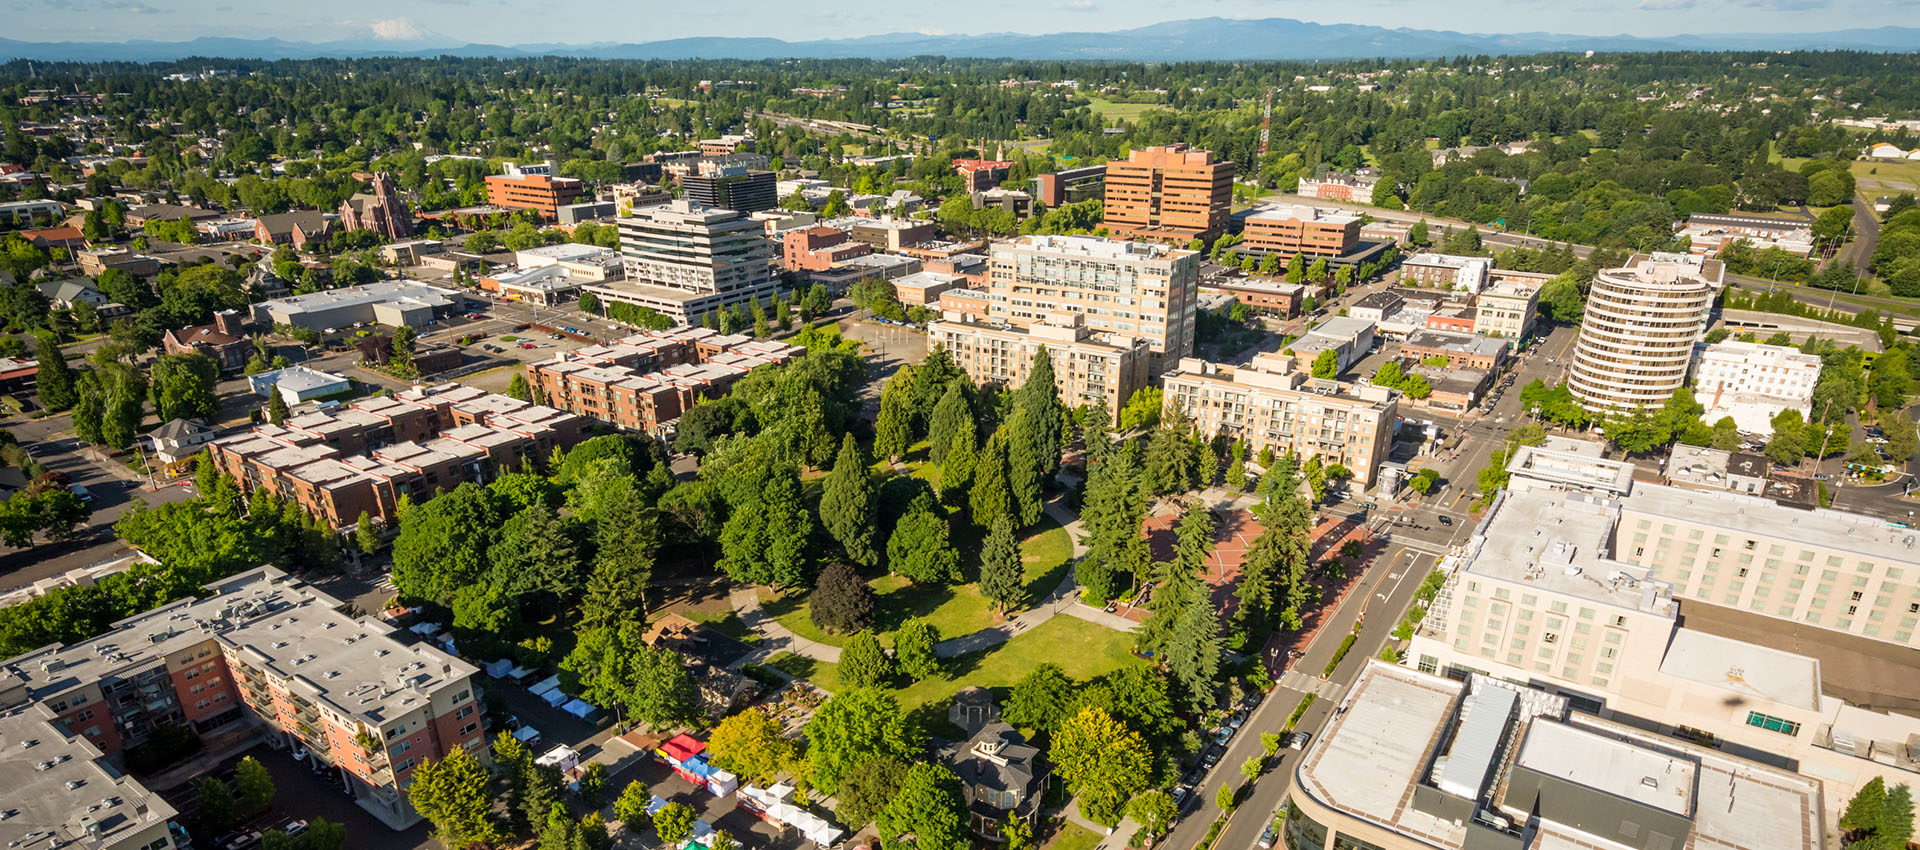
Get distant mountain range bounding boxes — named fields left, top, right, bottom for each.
left=4, top=18, right=1920, bottom=63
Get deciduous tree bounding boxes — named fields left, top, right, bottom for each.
left=876, top=764, right=969, bottom=850
left=893, top=619, right=941, bottom=680
left=840, top=630, right=895, bottom=689
left=806, top=688, right=923, bottom=792
left=408, top=749, right=504, bottom=847
left=1053, top=706, right=1152, bottom=826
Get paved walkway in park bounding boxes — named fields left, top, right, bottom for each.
left=726, top=494, right=1140, bottom=667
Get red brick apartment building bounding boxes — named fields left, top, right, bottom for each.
left=1101, top=145, right=1234, bottom=243
left=531, top=327, right=801, bottom=435
left=485, top=173, right=585, bottom=220
left=207, top=383, right=585, bottom=529
left=783, top=226, right=871, bottom=272
left=0, top=566, right=483, bottom=830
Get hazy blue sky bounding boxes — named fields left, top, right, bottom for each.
left=0, top=0, right=1897, bottom=44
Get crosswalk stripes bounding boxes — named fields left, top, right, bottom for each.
left=1276, top=669, right=1349, bottom=700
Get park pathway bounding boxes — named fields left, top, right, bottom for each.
left=725, top=494, right=1142, bottom=667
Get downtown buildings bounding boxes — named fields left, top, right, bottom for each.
left=529, top=327, right=802, bottom=436
left=929, top=234, right=1199, bottom=421
left=0, top=566, right=484, bottom=831
left=1159, top=353, right=1399, bottom=486
left=207, top=383, right=585, bottom=530
left=1568, top=253, right=1724, bottom=412
left=1101, top=145, right=1234, bottom=244
left=1691, top=340, right=1823, bottom=435
left=584, top=200, right=783, bottom=327
left=484, top=161, right=584, bottom=221
left=1395, top=442, right=1920, bottom=838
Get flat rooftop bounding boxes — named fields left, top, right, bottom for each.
left=1623, top=483, right=1920, bottom=571
left=0, top=703, right=178, bottom=850
left=2, top=567, right=475, bottom=728
left=1297, top=663, right=1824, bottom=850
left=257, top=279, right=459, bottom=315
left=1246, top=203, right=1358, bottom=224
left=1467, top=489, right=1675, bottom=615
left=1515, top=720, right=1696, bottom=816
left=1000, top=234, right=1193, bottom=262
left=1657, top=627, right=1821, bottom=711
left=1677, top=599, right=1920, bottom=716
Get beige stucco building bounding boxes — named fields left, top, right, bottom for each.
left=1159, top=353, right=1398, bottom=486
left=927, top=313, right=1151, bottom=422
left=984, top=235, right=1200, bottom=374
left=1402, top=462, right=1920, bottom=839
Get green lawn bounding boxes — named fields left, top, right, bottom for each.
left=1049, top=824, right=1104, bottom=850
left=1086, top=98, right=1166, bottom=123
left=680, top=609, right=761, bottom=645
left=767, top=615, right=1144, bottom=713
left=763, top=515, right=1071, bottom=647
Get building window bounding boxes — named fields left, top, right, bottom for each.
left=1745, top=712, right=1800, bottom=736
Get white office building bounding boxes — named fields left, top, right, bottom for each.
left=1692, top=340, right=1822, bottom=435
left=1568, top=253, right=1721, bottom=412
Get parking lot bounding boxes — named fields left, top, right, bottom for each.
left=157, top=743, right=433, bottom=850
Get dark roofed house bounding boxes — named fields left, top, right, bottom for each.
left=254, top=210, right=337, bottom=250
left=944, top=690, right=1049, bottom=843
left=161, top=309, right=251, bottom=372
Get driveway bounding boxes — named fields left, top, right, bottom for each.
left=158, top=742, right=433, bottom=850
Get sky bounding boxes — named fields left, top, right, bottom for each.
left=0, top=0, right=1903, bottom=45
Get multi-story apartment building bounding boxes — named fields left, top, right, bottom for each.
left=1240, top=204, right=1360, bottom=258
left=0, top=567, right=485, bottom=830
left=1101, top=145, right=1234, bottom=243
left=984, top=235, right=1200, bottom=374
left=1284, top=660, right=1823, bottom=850
left=1569, top=253, right=1722, bottom=412
left=1692, top=340, right=1822, bottom=435
left=1197, top=277, right=1304, bottom=317
left=1400, top=252, right=1492, bottom=292
left=1473, top=278, right=1542, bottom=346
left=927, top=314, right=1150, bottom=422
left=485, top=161, right=584, bottom=220
left=1160, top=353, right=1398, bottom=485
left=1404, top=452, right=1920, bottom=834
left=2, top=701, right=182, bottom=850
left=682, top=167, right=776, bottom=215
left=1294, top=167, right=1382, bottom=202
left=586, top=201, right=781, bottom=327
left=207, top=384, right=584, bottom=529
left=530, top=328, right=801, bottom=435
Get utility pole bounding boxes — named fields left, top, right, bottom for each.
left=1258, top=87, right=1275, bottom=157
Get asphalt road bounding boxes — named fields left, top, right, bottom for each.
left=1155, top=322, right=1584, bottom=850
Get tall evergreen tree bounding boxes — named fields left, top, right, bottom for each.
left=887, top=496, right=960, bottom=585
left=1081, top=407, right=1113, bottom=467
left=1142, top=505, right=1215, bottom=650
left=33, top=332, right=74, bottom=411
left=1163, top=596, right=1222, bottom=713
left=1017, top=347, right=1066, bottom=477
left=978, top=515, right=1024, bottom=614
left=913, top=345, right=964, bottom=432
left=969, top=427, right=1014, bottom=530
left=581, top=489, right=657, bottom=632
left=820, top=435, right=880, bottom=566
left=939, top=419, right=977, bottom=505
left=717, top=466, right=816, bottom=588
left=1006, top=406, right=1046, bottom=527
left=875, top=366, right=915, bottom=462
left=1143, top=415, right=1198, bottom=496
left=1077, top=443, right=1147, bottom=604
left=927, top=381, right=970, bottom=466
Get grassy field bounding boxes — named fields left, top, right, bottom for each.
left=1772, top=145, right=1920, bottom=200
left=764, top=514, right=1073, bottom=647
left=1086, top=98, right=1166, bottom=123
left=764, top=614, right=1144, bottom=712
left=457, top=363, right=524, bottom=395
left=1048, top=824, right=1104, bottom=850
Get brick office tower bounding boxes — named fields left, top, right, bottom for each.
left=339, top=172, right=414, bottom=240
left=1101, top=144, right=1234, bottom=244
left=486, top=161, right=584, bottom=221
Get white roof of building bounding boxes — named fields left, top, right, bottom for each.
left=1465, top=489, right=1675, bottom=614
left=257, top=365, right=348, bottom=394
left=516, top=243, right=615, bottom=264
left=1405, top=252, right=1492, bottom=270
left=1657, top=628, right=1821, bottom=711
left=1246, top=203, right=1358, bottom=224
left=1514, top=721, right=1696, bottom=816
left=1002, top=234, right=1193, bottom=262
left=258, top=280, right=459, bottom=315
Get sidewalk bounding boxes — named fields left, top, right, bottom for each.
left=728, top=586, right=843, bottom=663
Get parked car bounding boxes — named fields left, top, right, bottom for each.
left=283, top=821, right=309, bottom=836
left=1289, top=731, right=1313, bottom=750
left=1202, top=749, right=1221, bottom=768
left=1258, top=825, right=1279, bottom=848
left=68, top=484, right=93, bottom=503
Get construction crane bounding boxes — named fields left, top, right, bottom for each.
left=1257, top=87, right=1275, bottom=156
